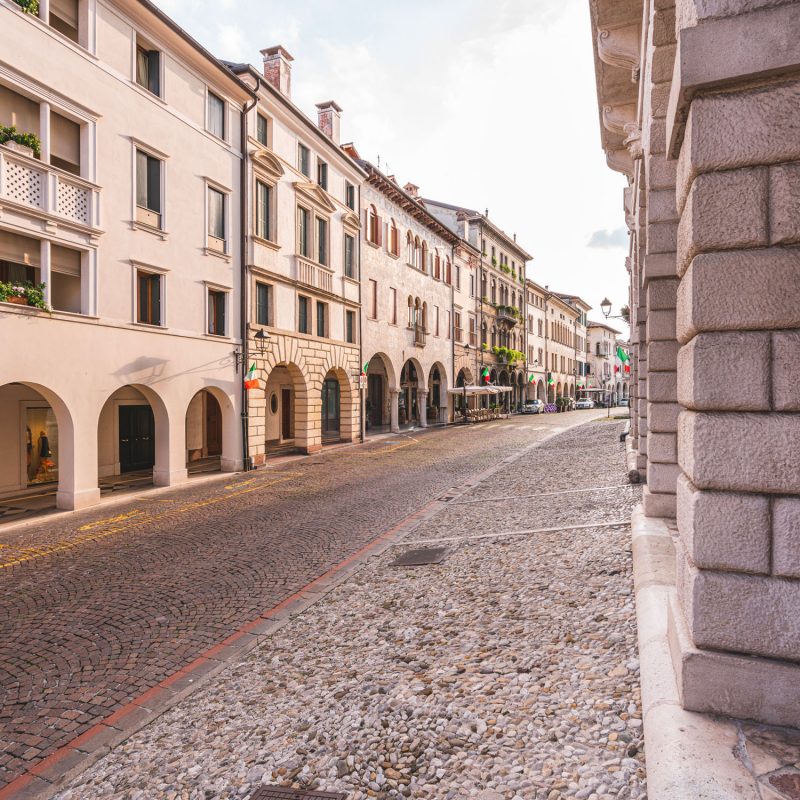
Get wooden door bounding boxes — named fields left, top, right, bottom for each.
left=205, top=395, right=222, bottom=456
left=281, top=389, right=292, bottom=440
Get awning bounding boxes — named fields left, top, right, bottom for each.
left=447, top=385, right=513, bottom=396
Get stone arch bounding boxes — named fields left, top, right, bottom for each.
left=400, top=357, right=425, bottom=427
left=427, top=361, right=448, bottom=423
left=0, top=381, right=87, bottom=510
left=537, top=379, right=546, bottom=402
left=365, top=352, right=397, bottom=432
left=259, top=356, right=311, bottom=456
left=184, top=385, right=238, bottom=474
left=319, top=350, right=358, bottom=444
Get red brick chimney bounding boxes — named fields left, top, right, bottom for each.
left=316, top=101, right=342, bottom=145
left=261, top=46, right=293, bottom=98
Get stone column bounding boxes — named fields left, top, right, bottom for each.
left=418, top=390, right=428, bottom=428
left=389, top=390, right=400, bottom=433
left=668, top=0, right=800, bottom=726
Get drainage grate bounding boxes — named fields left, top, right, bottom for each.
left=251, top=787, right=347, bottom=800
left=390, top=546, right=448, bottom=567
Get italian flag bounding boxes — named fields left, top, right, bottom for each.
left=481, top=366, right=490, bottom=383
left=362, top=361, right=370, bottom=375
left=616, top=346, right=630, bottom=363
left=244, top=363, right=259, bottom=390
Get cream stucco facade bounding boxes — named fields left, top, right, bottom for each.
left=0, top=0, right=251, bottom=510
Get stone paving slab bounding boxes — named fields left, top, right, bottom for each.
left=54, top=420, right=646, bottom=800
left=0, top=412, right=598, bottom=792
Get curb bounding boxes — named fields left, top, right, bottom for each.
left=631, top=506, right=768, bottom=799
left=1, top=415, right=589, bottom=799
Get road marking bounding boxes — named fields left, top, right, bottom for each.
left=0, top=473, right=301, bottom=571
left=452, top=483, right=641, bottom=505
left=405, top=519, right=631, bottom=545
left=225, top=477, right=256, bottom=490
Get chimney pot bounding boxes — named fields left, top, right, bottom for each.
left=261, top=45, right=293, bottom=98
left=404, top=182, right=419, bottom=198
left=316, top=100, right=342, bottom=145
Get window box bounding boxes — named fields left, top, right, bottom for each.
left=207, top=234, right=226, bottom=254
left=136, top=206, right=161, bottom=228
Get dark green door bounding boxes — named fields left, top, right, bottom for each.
left=321, top=378, right=340, bottom=441
left=119, top=406, right=155, bottom=472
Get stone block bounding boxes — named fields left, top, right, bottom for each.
left=648, top=117, right=668, bottom=156
left=773, top=497, right=800, bottom=579
left=649, top=432, right=678, bottom=463
left=769, top=162, right=800, bottom=245
left=649, top=401, right=681, bottom=432
left=642, top=486, right=678, bottom=518
left=643, top=252, right=677, bottom=284
left=650, top=81, right=672, bottom=118
left=676, top=474, right=770, bottom=574
left=677, top=80, right=800, bottom=208
left=647, top=461, right=681, bottom=493
left=677, top=167, right=768, bottom=277
left=677, top=248, right=800, bottom=343
left=652, top=43, right=677, bottom=83
left=677, top=547, right=800, bottom=661
left=646, top=221, right=678, bottom=255
left=648, top=371, right=678, bottom=402
left=679, top=410, right=800, bottom=493
left=668, top=592, right=800, bottom=729
left=648, top=194, right=678, bottom=234
left=646, top=278, right=679, bottom=311
left=677, top=331, right=770, bottom=411
left=772, top=331, right=800, bottom=411
left=653, top=5, right=677, bottom=47
left=648, top=341, right=679, bottom=372
left=647, top=309, right=677, bottom=342
left=649, top=155, right=678, bottom=191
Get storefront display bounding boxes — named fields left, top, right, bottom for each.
left=26, top=407, right=58, bottom=485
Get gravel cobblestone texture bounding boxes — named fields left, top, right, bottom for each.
left=0, top=412, right=597, bottom=789
left=55, top=419, right=646, bottom=800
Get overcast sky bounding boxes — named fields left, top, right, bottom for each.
left=161, top=0, right=630, bottom=333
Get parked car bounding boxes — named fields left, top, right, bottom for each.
left=575, top=398, right=595, bottom=410
left=618, top=398, right=629, bottom=407
left=523, top=399, right=545, bottom=414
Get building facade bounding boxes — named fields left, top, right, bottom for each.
left=0, top=0, right=251, bottom=510
left=348, top=160, right=460, bottom=432
left=590, top=0, right=800, bottom=726
left=228, top=49, right=365, bottom=460
left=587, top=320, right=622, bottom=405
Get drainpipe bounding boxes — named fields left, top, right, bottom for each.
left=357, top=182, right=364, bottom=443
left=240, top=92, right=257, bottom=472
left=450, top=241, right=456, bottom=424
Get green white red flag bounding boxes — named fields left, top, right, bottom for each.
left=244, top=363, right=258, bottom=390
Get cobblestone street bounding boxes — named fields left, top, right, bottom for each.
left=4, top=413, right=643, bottom=799
left=0, top=411, right=611, bottom=793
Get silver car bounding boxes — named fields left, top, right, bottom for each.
left=575, top=398, right=594, bottom=409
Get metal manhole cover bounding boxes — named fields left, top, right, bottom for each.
left=252, top=787, right=347, bottom=800
left=390, top=546, right=448, bottom=566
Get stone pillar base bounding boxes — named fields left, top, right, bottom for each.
left=220, top=457, right=241, bottom=473
left=303, top=444, right=322, bottom=454
left=153, top=468, right=189, bottom=487
left=667, top=593, right=800, bottom=728
left=643, top=486, right=676, bottom=518
left=56, top=487, right=101, bottom=511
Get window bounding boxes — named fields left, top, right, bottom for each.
left=367, top=205, right=380, bottom=245
left=446, top=310, right=451, bottom=340
left=435, top=306, right=440, bottom=336
left=135, top=150, right=161, bottom=228
left=297, top=207, right=311, bottom=257
left=434, top=252, right=440, bottom=280
left=345, top=182, right=355, bottom=210
left=137, top=271, right=161, bottom=325
left=368, top=279, right=377, bottom=319
left=208, top=289, right=226, bottom=335
left=317, top=160, right=328, bottom=190
left=208, top=187, right=226, bottom=252
left=207, top=92, right=225, bottom=139
left=298, top=143, right=310, bottom=177
left=346, top=310, right=355, bottom=343
left=317, top=217, right=328, bottom=265
left=316, top=301, right=327, bottom=337
left=344, top=234, right=355, bottom=279
left=50, top=111, right=80, bottom=175
left=389, top=219, right=399, bottom=256
left=298, top=295, right=310, bottom=334
left=255, top=180, right=272, bottom=241
left=390, top=287, right=397, bottom=324
left=136, top=41, right=160, bottom=96
left=256, top=113, right=269, bottom=146
left=469, top=316, right=477, bottom=346
left=256, top=282, right=271, bottom=326
left=454, top=312, right=462, bottom=342
left=50, top=0, right=79, bottom=42
left=470, top=274, right=475, bottom=297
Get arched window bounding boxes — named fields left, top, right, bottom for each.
left=421, top=241, right=428, bottom=273
left=434, top=251, right=440, bottom=280
left=422, top=301, right=428, bottom=330
left=408, top=295, right=414, bottom=326
left=389, top=219, right=399, bottom=256
left=407, top=231, right=414, bottom=264
left=367, top=204, right=380, bottom=245
left=491, top=279, right=496, bottom=304
left=481, top=321, right=487, bottom=346
left=414, top=236, right=421, bottom=269
left=511, top=290, right=516, bottom=308
left=445, top=257, right=452, bottom=285
left=491, top=326, right=497, bottom=348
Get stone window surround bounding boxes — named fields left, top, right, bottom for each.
left=130, top=259, right=169, bottom=329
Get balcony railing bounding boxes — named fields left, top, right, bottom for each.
left=0, top=146, right=99, bottom=229
left=413, top=324, right=426, bottom=347
left=296, top=255, right=333, bottom=294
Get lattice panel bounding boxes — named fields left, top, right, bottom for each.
left=4, top=159, right=43, bottom=208
left=57, top=179, right=89, bottom=224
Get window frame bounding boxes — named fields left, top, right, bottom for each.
left=255, top=280, right=272, bottom=327
left=345, top=309, right=356, bottom=344
left=344, top=233, right=355, bottom=279
left=345, top=181, right=355, bottom=210
left=368, top=279, right=377, bottom=320
left=298, top=294, right=311, bottom=334
left=135, top=268, right=163, bottom=327
left=206, top=286, right=228, bottom=337
left=206, top=90, right=226, bottom=140
left=316, top=299, right=327, bottom=338
left=254, top=178, right=274, bottom=243
left=135, top=39, right=161, bottom=97
left=206, top=183, right=228, bottom=255
left=317, top=159, right=328, bottom=191
left=134, top=146, right=164, bottom=230
left=298, top=142, right=311, bottom=177
left=256, top=113, right=270, bottom=147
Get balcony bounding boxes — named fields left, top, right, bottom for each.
left=494, top=305, right=520, bottom=328
left=413, top=324, right=426, bottom=347
left=0, top=145, right=99, bottom=229
left=296, top=255, right=333, bottom=294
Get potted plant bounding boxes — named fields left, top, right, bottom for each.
left=0, top=125, right=42, bottom=158
left=482, top=342, right=489, bottom=351
left=13, top=0, right=39, bottom=12
left=491, top=256, right=498, bottom=267
left=0, top=281, right=49, bottom=310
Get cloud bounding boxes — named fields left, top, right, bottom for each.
left=587, top=227, right=629, bottom=249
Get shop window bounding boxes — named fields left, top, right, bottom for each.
left=26, top=407, right=59, bottom=486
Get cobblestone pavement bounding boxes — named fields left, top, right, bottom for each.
left=0, top=410, right=603, bottom=790
left=54, top=419, right=645, bottom=800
